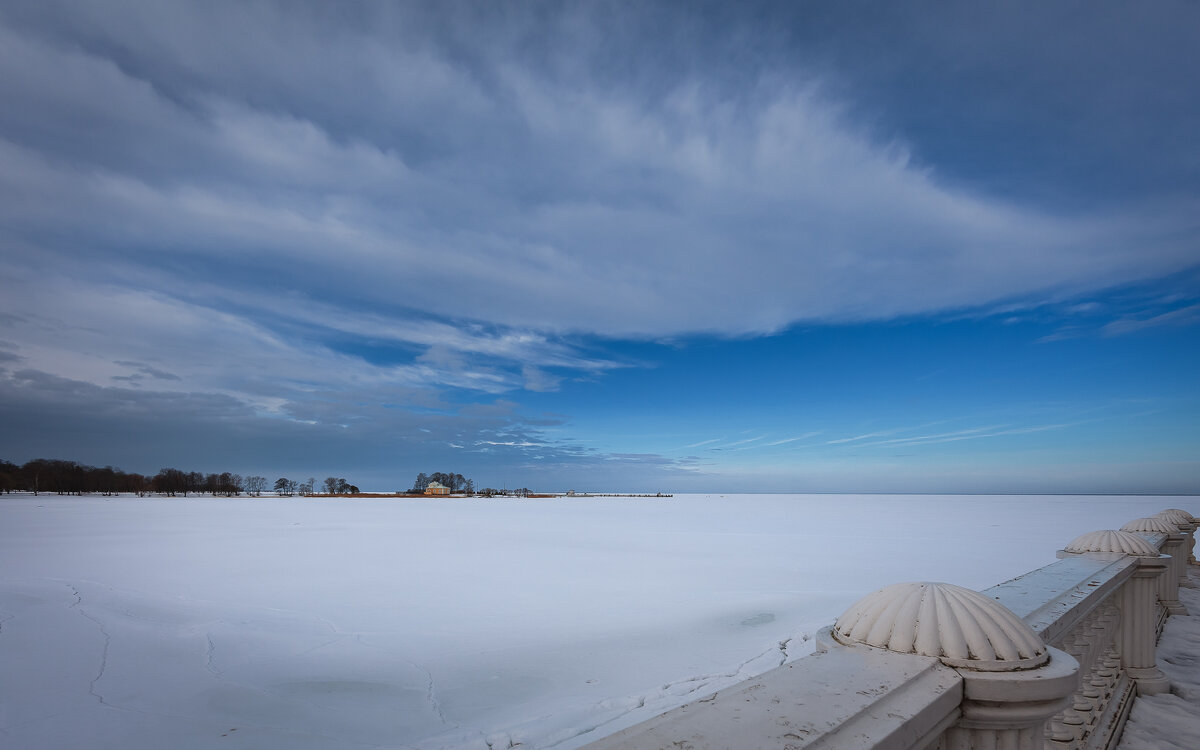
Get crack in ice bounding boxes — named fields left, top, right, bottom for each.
left=66, top=583, right=116, bottom=709
left=402, top=651, right=453, bottom=729
left=422, top=665, right=450, bottom=726
left=538, top=629, right=815, bottom=748
left=205, top=632, right=221, bottom=677
left=351, top=634, right=456, bottom=728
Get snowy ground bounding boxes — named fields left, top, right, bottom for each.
left=1117, top=567, right=1200, bottom=750
left=0, top=493, right=1193, bottom=750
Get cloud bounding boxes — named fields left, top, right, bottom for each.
left=710, top=436, right=765, bottom=451
left=855, top=422, right=1083, bottom=449
left=521, top=365, right=561, bottom=393
left=763, top=433, right=820, bottom=447
left=1102, top=304, right=1200, bottom=337
left=861, top=425, right=1009, bottom=447
left=0, top=273, right=619, bottom=410
left=0, top=364, right=693, bottom=487
left=2, top=3, right=1197, bottom=343
left=113, top=361, right=182, bottom=381
left=826, top=429, right=904, bottom=445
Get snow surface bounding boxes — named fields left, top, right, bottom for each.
left=1116, top=567, right=1200, bottom=750
left=0, top=493, right=1193, bottom=750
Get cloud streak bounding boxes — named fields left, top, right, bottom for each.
left=854, top=422, right=1086, bottom=449
left=764, top=433, right=821, bottom=447
left=2, top=4, right=1196, bottom=343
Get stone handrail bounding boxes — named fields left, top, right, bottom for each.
left=581, top=509, right=1196, bottom=750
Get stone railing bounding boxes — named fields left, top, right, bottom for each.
left=581, top=508, right=1197, bottom=750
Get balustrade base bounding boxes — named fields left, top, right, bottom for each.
left=1125, top=666, right=1170, bottom=696
left=1077, top=672, right=1135, bottom=750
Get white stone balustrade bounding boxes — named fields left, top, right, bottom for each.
left=580, top=510, right=1194, bottom=750
left=832, top=582, right=1078, bottom=750
left=1120, top=517, right=1187, bottom=617
left=1154, top=509, right=1197, bottom=584
left=1051, top=528, right=1171, bottom=750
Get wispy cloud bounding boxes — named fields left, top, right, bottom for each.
left=113, top=360, right=183, bottom=382
left=1103, top=304, right=1200, bottom=337
left=764, top=432, right=821, bottom=446
left=826, top=427, right=915, bottom=445
left=522, top=365, right=562, bottom=393
left=710, top=436, right=766, bottom=451
left=2, top=5, right=1195, bottom=345
left=862, top=425, right=1010, bottom=447
left=1037, top=327, right=1086, bottom=344
left=856, top=422, right=1083, bottom=448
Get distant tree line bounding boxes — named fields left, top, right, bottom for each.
left=0, top=458, right=357, bottom=498
left=0, top=458, right=149, bottom=496
left=270, top=476, right=359, bottom=495
left=320, top=477, right=360, bottom=495
left=478, top=487, right=533, bottom=497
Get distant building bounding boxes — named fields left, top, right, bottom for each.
left=425, top=481, right=450, bottom=495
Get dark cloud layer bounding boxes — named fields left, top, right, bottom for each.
left=0, top=364, right=696, bottom=488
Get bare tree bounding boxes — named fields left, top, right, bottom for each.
left=153, top=467, right=187, bottom=496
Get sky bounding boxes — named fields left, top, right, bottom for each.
left=0, top=0, right=1197, bottom=493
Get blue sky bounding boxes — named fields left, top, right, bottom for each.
left=0, top=1, right=1197, bottom=492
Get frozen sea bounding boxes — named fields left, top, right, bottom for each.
left=0, top=493, right=1193, bottom=750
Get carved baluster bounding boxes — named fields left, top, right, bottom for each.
left=1045, top=712, right=1076, bottom=748
left=1122, top=517, right=1187, bottom=616
left=1060, top=530, right=1171, bottom=696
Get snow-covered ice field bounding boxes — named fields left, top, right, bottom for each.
left=0, top=493, right=1193, bottom=750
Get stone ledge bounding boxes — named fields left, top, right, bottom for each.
left=581, top=643, right=962, bottom=750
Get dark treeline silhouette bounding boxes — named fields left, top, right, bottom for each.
left=320, top=477, right=360, bottom=495
left=0, top=458, right=354, bottom=498
left=478, top=487, right=533, bottom=497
